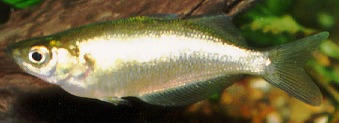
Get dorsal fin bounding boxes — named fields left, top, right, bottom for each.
left=147, top=14, right=179, bottom=20
left=144, top=14, right=247, bottom=46
left=186, top=15, right=247, bottom=47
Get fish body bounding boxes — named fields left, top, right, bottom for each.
left=7, top=15, right=327, bottom=106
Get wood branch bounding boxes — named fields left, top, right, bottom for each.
left=0, top=0, right=257, bottom=122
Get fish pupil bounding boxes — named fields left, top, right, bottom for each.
left=32, top=52, right=42, bottom=61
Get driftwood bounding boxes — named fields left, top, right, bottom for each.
left=0, top=0, right=258, bottom=122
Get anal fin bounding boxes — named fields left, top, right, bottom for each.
left=138, top=75, right=242, bottom=106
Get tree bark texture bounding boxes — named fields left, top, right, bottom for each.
left=0, top=0, right=257, bottom=122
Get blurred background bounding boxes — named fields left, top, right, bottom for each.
left=0, top=0, right=338, bottom=122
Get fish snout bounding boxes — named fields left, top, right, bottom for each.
left=6, top=47, right=22, bottom=63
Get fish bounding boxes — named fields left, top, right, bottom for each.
left=6, top=15, right=328, bottom=106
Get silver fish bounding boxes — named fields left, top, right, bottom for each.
left=7, top=15, right=327, bottom=106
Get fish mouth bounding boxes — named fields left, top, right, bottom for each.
left=5, top=47, right=16, bottom=59
left=8, top=50, right=24, bottom=69
left=5, top=42, right=21, bottom=58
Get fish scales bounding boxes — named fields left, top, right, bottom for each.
left=76, top=30, right=266, bottom=98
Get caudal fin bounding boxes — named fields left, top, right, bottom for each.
left=263, top=32, right=329, bottom=106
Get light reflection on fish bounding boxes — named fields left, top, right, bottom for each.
left=6, top=15, right=327, bottom=106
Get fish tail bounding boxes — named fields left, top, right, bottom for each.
left=262, top=32, right=329, bottom=106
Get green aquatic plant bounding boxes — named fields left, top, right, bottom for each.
left=2, top=0, right=42, bottom=9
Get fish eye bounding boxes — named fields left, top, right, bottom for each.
left=28, top=46, right=49, bottom=64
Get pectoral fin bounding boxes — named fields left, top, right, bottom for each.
left=99, top=97, right=129, bottom=105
